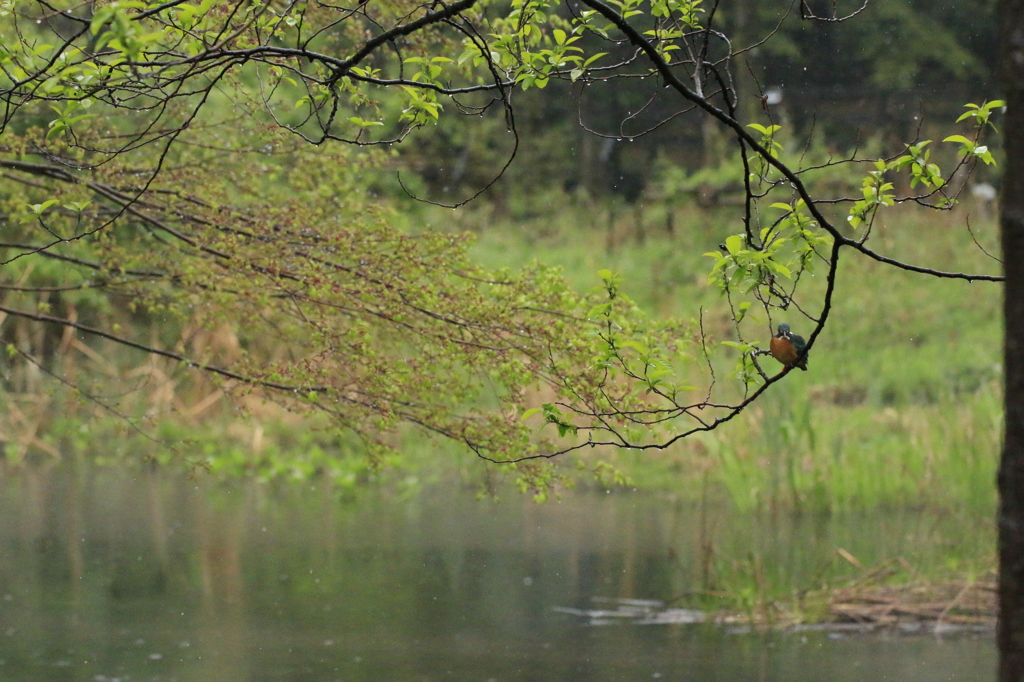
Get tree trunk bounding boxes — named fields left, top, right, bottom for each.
left=999, top=0, right=1024, bottom=679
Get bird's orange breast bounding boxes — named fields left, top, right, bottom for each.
left=770, top=336, right=798, bottom=365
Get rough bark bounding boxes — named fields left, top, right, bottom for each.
left=999, top=0, right=1024, bottom=679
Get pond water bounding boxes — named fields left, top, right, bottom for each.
left=0, top=465, right=995, bottom=681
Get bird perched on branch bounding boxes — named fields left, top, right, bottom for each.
left=770, top=323, right=808, bottom=371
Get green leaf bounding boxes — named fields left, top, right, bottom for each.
left=27, top=199, right=58, bottom=215
left=722, top=340, right=754, bottom=352
left=63, top=200, right=92, bottom=212
left=620, top=340, right=649, bottom=355
left=349, top=116, right=383, bottom=127
left=724, top=235, right=744, bottom=254
left=768, top=261, right=792, bottom=279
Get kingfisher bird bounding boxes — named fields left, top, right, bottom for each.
left=770, top=323, right=808, bottom=371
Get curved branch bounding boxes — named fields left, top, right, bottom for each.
left=842, top=240, right=1004, bottom=282
left=0, top=303, right=316, bottom=393
left=576, top=0, right=1003, bottom=286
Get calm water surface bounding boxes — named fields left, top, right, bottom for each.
left=0, top=466, right=995, bottom=681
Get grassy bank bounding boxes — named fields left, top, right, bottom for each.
left=434, top=193, right=1002, bottom=513
left=0, top=191, right=1003, bottom=516
left=0, top=189, right=1001, bottom=635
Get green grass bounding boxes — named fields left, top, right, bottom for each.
left=410, top=191, right=1003, bottom=513
left=0, top=188, right=1000, bottom=631
left=1, top=189, right=1003, bottom=516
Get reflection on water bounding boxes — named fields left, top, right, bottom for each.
left=0, top=465, right=994, bottom=681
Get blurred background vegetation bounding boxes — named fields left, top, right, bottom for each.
left=0, top=0, right=1002, bottom=517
